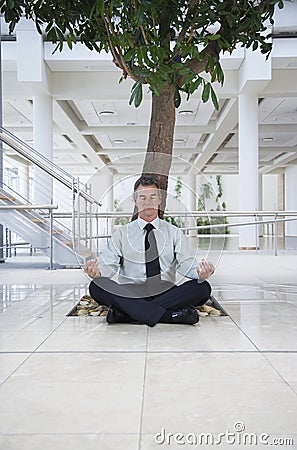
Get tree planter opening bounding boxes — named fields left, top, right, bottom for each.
left=67, top=295, right=228, bottom=318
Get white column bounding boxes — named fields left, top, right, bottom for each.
left=186, top=174, right=197, bottom=236
left=258, top=173, right=263, bottom=238
left=238, top=93, right=259, bottom=249
left=88, top=171, right=114, bottom=250
left=33, top=94, right=53, bottom=204
left=285, top=166, right=297, bottom=237
left=278, top=173, right=285, bottom=238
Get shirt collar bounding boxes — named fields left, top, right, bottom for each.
left=137, top=216, right=160, bottom=230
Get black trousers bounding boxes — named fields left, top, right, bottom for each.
left=89, top=277, right=211, bottom=327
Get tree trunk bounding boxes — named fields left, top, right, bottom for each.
left=140, top=81, right=176, bottom=218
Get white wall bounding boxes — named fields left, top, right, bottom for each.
left=285, top=166, right=297, bottom=237
left=262, top=175, right=278, bottom=211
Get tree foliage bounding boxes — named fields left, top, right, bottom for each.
left=0, top=0, right=284, bottom=109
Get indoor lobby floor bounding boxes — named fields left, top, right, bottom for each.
left=0, top=253, right=297, bottom=450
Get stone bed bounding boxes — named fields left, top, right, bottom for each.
left=68, top=295, right=227, bottom=317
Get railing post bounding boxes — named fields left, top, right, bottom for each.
left=72, top=178, right=76, bottom=249
left=85, top=186, right=88, bottom=248
left=5, top=227, right=8, bottom=258
left=255, top=213, right=259, bottom=252
left=77, top=177, right=81, bottom=254
left=89, top=184, right=93, bottom=252
left=96, top=212, right=99, bottom=256
left=89, top=202, right=93, bottom=252
left=274, top=212, right=278, bottom=256
left=9, top=230, right=13, bottom=257
left=48, top=204, right=54, bottom=270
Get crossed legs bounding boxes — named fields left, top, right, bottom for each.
left=89, top=277, right=211, bottom=327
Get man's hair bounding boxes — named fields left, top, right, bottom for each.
left=133, top=175, right=160, bottom=193
left=131, top=175, right=161, bottom=221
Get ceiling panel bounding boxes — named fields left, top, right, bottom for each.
left=260, top=97, right=297, bottom=124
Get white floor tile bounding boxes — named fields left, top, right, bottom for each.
left=0, top=353, right=30, bottom=383
left=38, top=319, right=148, bottom=352
left=0, top=353, right=145, bottom=434
left=226, top=303, right=297, bottom=351
left=140, top=433, right=297, bottom=450
left=263, top=352, right=297, bottom=392
left=0, top=330, right=54, bottom=352
left=142, top=353, right=297, bottom=436
left=147, top=317, right=256, bottom=352
left=0, top=434, right=140, bottom=450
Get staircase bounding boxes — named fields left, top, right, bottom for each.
left=0, top=127, right=99, bottom=267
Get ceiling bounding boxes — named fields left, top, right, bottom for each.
left=1, top=1, right=297, bottom=181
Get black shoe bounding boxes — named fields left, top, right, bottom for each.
left=106, top=305, right=134, bottom=324
left=171, top=306, right=199, bottom=325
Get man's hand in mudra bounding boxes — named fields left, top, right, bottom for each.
left=197, top=259, right=215, bottom=280
left=84, top=259, right=101, bottom=279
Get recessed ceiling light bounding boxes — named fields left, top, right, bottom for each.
left=113, top=139, right=126, bottom=144
left=178, top=110, right=194, bottom=116
left=98, top=110, right=115, bottom=116
left=262, top=137, right=275, bottom=142
left=174, top=139, right=186, bottom=143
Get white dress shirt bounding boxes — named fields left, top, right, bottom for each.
left=98, top=217, right=201, bottom=284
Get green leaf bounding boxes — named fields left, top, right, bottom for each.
left=207, top=34, right=221, bottom=41
left=202, top=82, right=211, bottom=103
left=129, top=80, right=143, bottom=108
left=210, top=85, right=219, bottom=110
left=174, top=87, right=181, bottom=108
left=178, top=67, right=191, bottom=76
left=124, top=48, right=136, bottom=62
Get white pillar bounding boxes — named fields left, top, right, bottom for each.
left=285, top=166, right=297, bottom=237
left=187, top=174, right=197, bottom=236
left=33, top=94, right=53, bottom=204
left=278, top=173, right=285, bottom=237
left=258, top=173, right=263, bottom=238
left=238, top=93, right=259, bottom=249
left=88, top=171, right=114, bottom=251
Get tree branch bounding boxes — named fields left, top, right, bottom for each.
left=178, top=39, right=220, bottom=87
left=175, top=0, right=199, bottom=47
left=104, top=14, right=140, bottom=81
left=140, top=25, right=149, bottom=45
left=187, top=24, right=196, bottom=44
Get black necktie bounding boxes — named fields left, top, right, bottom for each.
left=144, top=223, right=161, bottom=280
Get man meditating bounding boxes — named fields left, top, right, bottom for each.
left=84, top=175, right=214, bottom=327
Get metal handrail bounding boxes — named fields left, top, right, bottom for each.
left=0, top=127, right=101, bottom=206
left=87, top=211, right=297, bottom=257
left=180, top=216, right=297, bottom=231
left=87, top=210, right=297, bottom=217
left=0, top=204, right=58, bottom=210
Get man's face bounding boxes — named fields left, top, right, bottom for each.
left=134, top=184, right=162, bottom=221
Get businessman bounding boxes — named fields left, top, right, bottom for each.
left=84, top=175, right=214, bottom=327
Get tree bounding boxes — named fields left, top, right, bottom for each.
left=0, top=0, right=284, bottom=215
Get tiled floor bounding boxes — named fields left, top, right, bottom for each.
left=0, top=254, right=297, bottom=450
